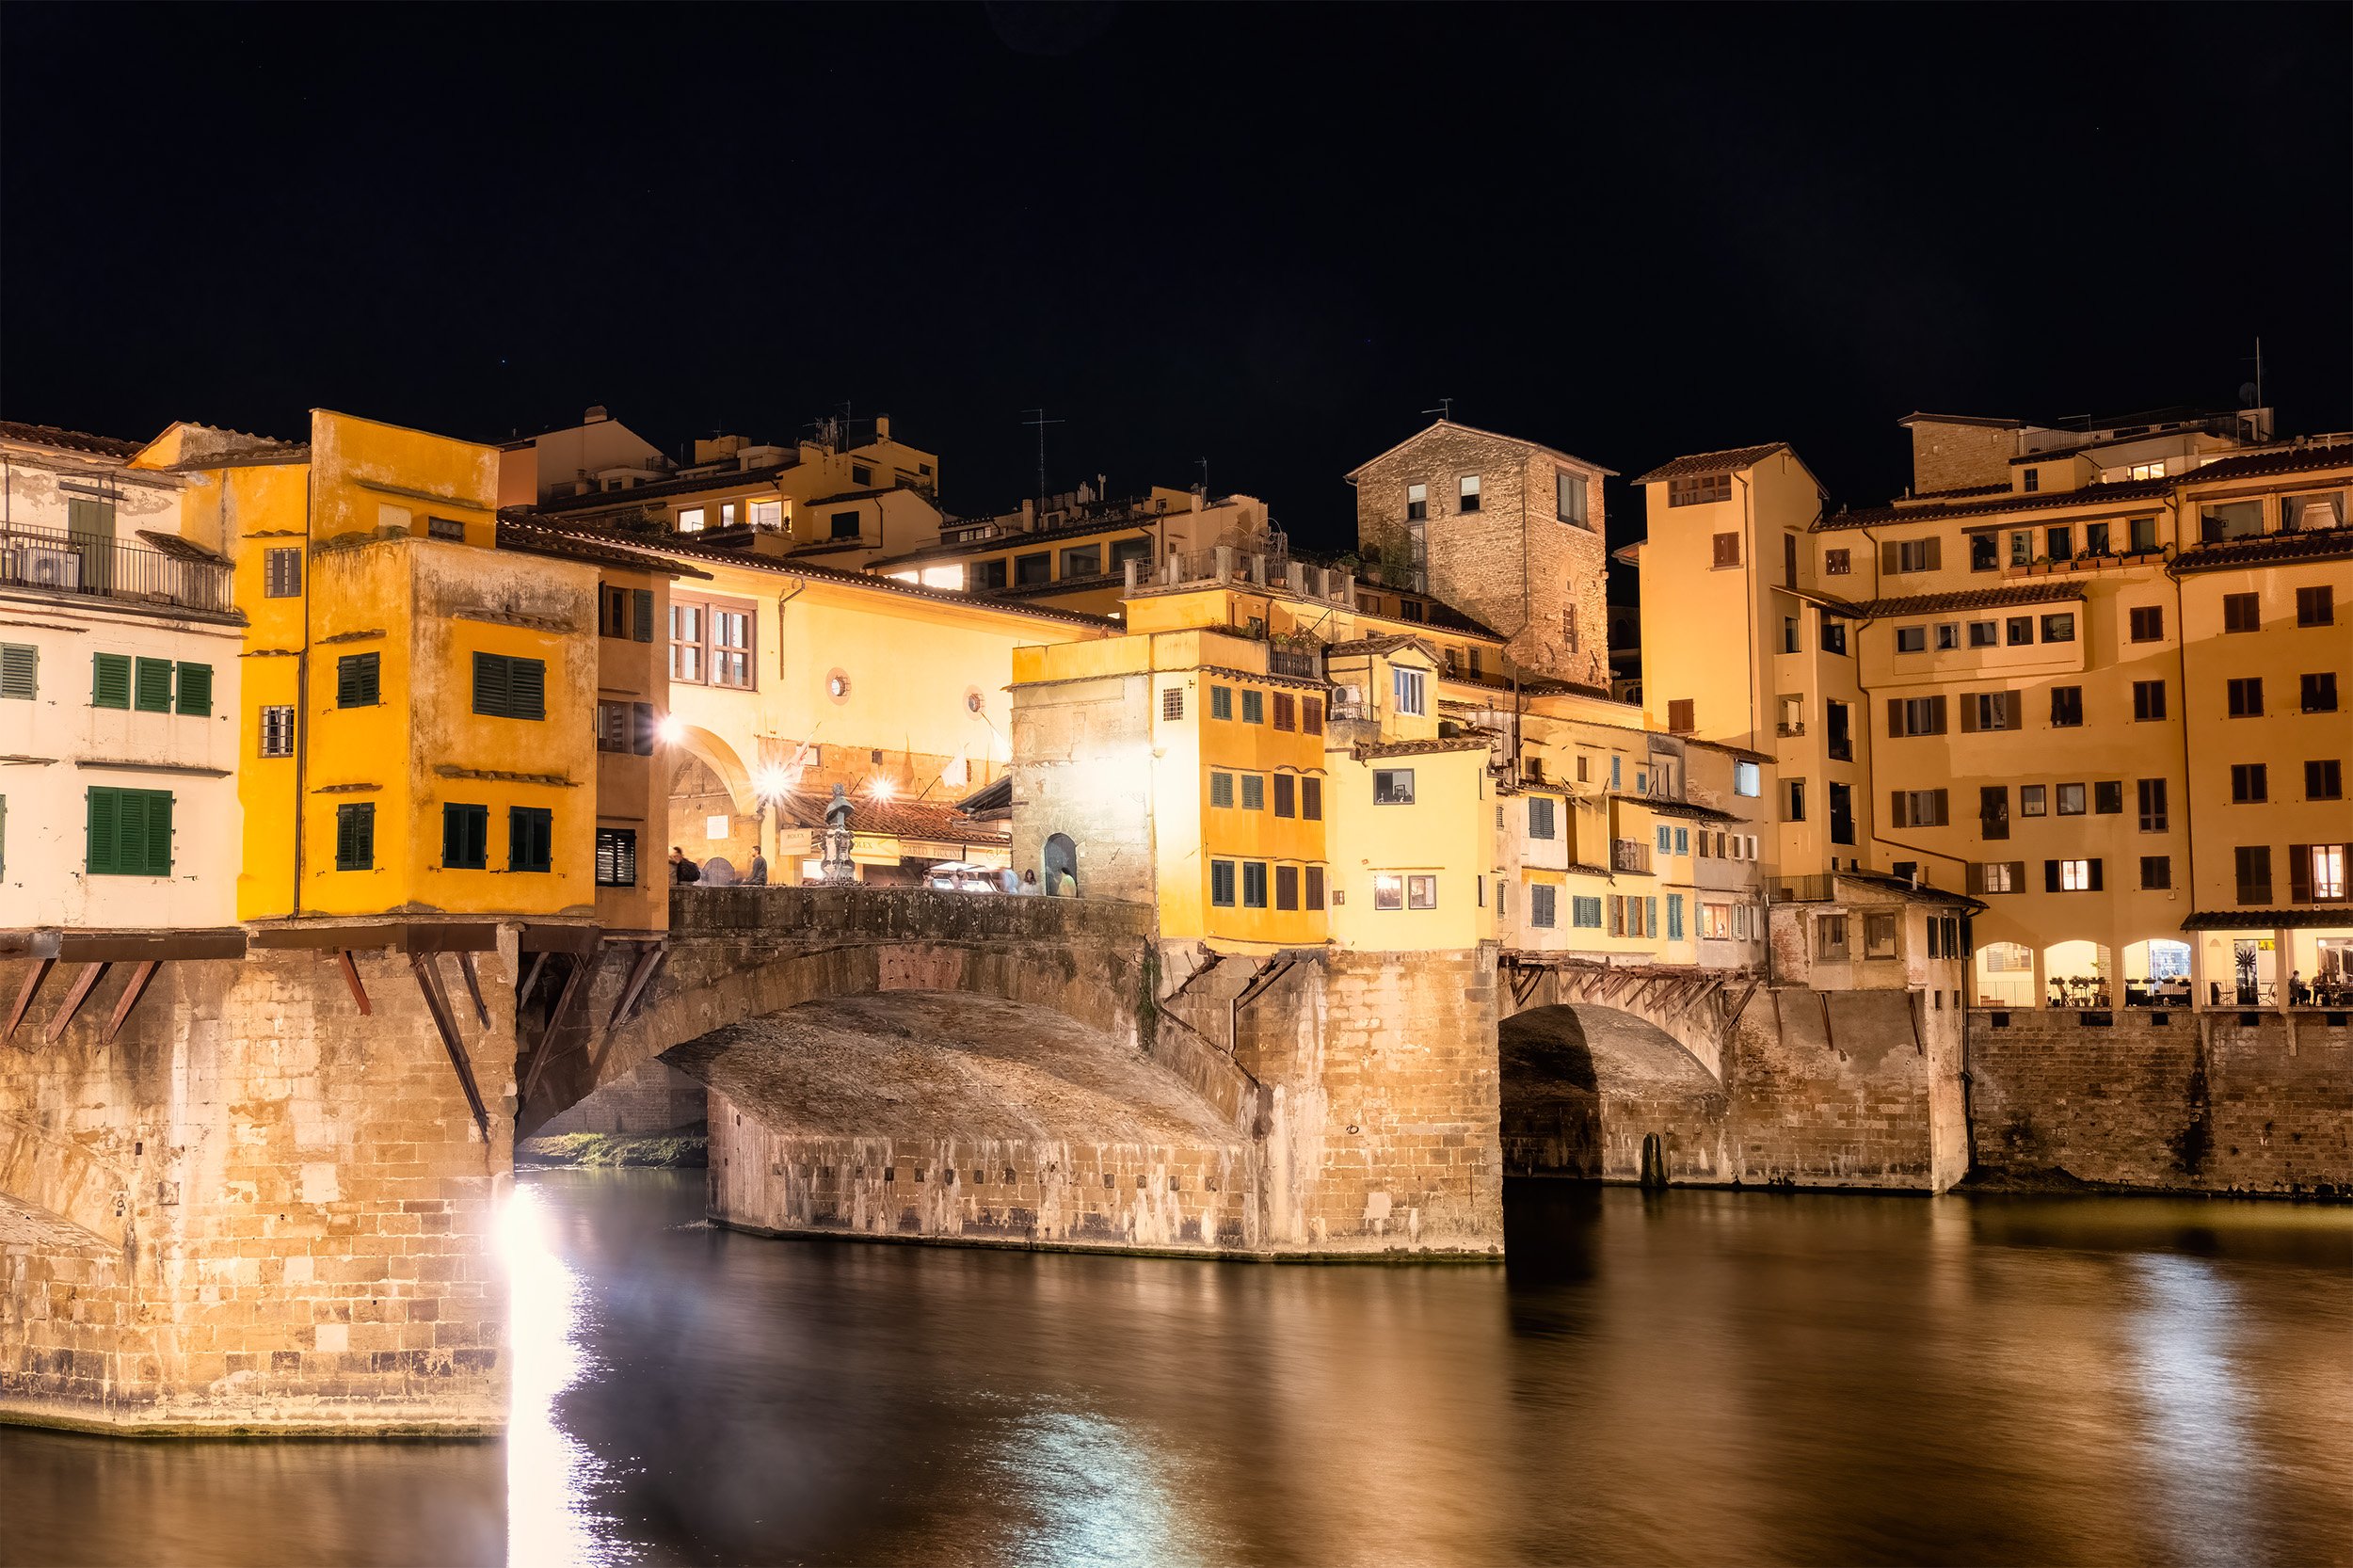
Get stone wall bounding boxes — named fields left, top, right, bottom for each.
left=1965, top=1008, right=2353, bottom=1195
left=1727, top=988, right=1956, bottom=1187
left=0, top=945, right=514, bottom=1433
left=530, top=1058, right=706, bottom=1137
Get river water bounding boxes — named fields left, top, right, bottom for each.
left=5, top=1172, right=2348, bottom=1567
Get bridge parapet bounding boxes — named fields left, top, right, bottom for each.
left=669, top=886, right=1155, bottom=944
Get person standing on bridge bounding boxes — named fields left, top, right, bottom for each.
left=669, top=847, right=701, bottom=885
left=747, top=848, right=769, bottom=886
left=1019, top=869, right=1042, bottom=895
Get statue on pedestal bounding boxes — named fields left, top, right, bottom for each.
left=820, top=783, right=857, bottom=885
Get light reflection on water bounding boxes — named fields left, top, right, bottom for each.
left=2, top=1175, right=2347, bottom=1567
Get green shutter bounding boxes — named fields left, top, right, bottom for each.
left=336, top=803, right=375, bottom=871
left=145, top=792, right=173, bottom=875
left=134, top=658, right=174, bottom=712
left=87, top=788, right=117, bottom=873
left=443, top=802, right=488, bottom=869
left=509, top=806, right=552, bottom=872
left=0, top=643, right=35, bottom=699
left=632, top=589, right=655, bottom=643
left=472, top=652, right=508, bottom=717
left=337, top=653, right=378, bottom=708
left=92, top=652, right=131, bottom=709
left=117, top=792, right=152, bottom=874
left=510, top=658, right=545, bottom=721
left=174, top=663, right=214, bottom=716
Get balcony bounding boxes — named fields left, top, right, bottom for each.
left=1610, top=840, right=1651, bottom=874
left=0, top=526, right=232, bottom=616
left=1267, top=647, right=1322, bottom=680
left=1767, top=873, right=1837, bottom=904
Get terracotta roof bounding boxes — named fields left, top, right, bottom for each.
left=955, top=776, right=1012, bottom=821
left=496, top=515, right=712, bottom=579
left=1324, top=633, right=1435, bottom=660
left=1343, top=419, right=1617, bottom=481
left=1630, top=443, right=1792, bottom=485
left=0, top=421, right=145, bottom=458
left=1833, top=582, right=2087, bottom=619
left=1678, top=736, right=1776, bottom=764
left=871, top=511, right=1163, bottom=568
left=2172, top=441, right=2353, bottom=487
left=1351, top=737, right=1493, bottom=760
left=531, top=460, right=801, bottom=514
left=2168, top=525, right=2353, bottom=576
left=134, top=529, right=232, bottom=566
left=2182, top=908, right=2353, bottom=932
left=1818, top=440, right=2353, bottom=532
left=1907, top=482, right=2012, bottom=501
left=1610, top=792, right=1740, bottom=824
left=1897, top=412, right=2025, bottom=430
left=770, top=790, right=1008, bottom=845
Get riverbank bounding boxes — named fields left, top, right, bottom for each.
left=516, top=1129, right=708, bottom=1169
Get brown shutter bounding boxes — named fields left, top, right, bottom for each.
left=2289, top=845, right=2313, bottom=904
left=1924, top=536, right=1943, bottom=570
left=1890, top=792, right=1909, bottom=828
left=1669, top=698, right=1694, bottom=732
left=2044, top=859, right=2061, bottom=892
left=2003, top=691, right=2022, bottom=729
left=1931, top=789, right=1948, bottom=825
left=1966, top=862, right=1984, bottom=895
left=1881, top=541, right=1901, bottom=575
left=1887, top=697, right=1905, bottom=737
left=2089, top=858, right=2104, bottom=892
left=1929, top=696, right=1947, bottom=734
left=1960, top=695, right=1977, bottom=733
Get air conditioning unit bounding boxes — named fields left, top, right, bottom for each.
left=8, top=545, right=83, bottom=588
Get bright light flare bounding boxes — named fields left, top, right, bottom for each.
left=753, top=764, right=797, bottom=801
left=655, top=714, right=686, bottom=745
left=866, top=776, right=897, bottom=802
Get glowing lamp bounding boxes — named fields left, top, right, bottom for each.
left=656, top=714, right=686, bottom=745
left=866, top=776, right=897, bottom=803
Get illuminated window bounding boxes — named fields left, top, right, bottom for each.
left=1407, top=874, right=1437, bottom=909
left=1372, top=874, right=1404, bottom=911
left=1457, top=475, right=1481, bottom=513
left=1373, top=769, right=1415, bottom=806
left=749, top=500, right=783, bottom=530
left=2057, top=858, right=2092, bottom=891
left=1405, top=483, right=1427, bottom=522
left=1392, top=667, right=1426, bottom=716
left=676, top=508, right=705, bottom=533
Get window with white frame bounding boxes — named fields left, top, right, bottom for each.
left=1392, top=666, right=1426, bottom=716
left=1457, top=475, right=1481, bottom=513
left=676, top=507, right=706, bottom=533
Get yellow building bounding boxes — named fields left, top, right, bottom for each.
left=1625, top=407, right=2353, bottom=1011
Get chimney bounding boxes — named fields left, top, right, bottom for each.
left=874, top=415, right=891, bottom=440
left=584, top=405, right=609, bottom=424
left=1019, top=499, right=1034, bottom=531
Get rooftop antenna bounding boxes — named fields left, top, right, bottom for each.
left=1423, top=398, right=1455, bottom=423
left=1195, top=456, right=1209, bottom=493
left=1022, top=408, right=1063, bottom=507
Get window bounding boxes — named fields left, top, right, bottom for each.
left=2130, top=515, right=2159, bottom=552
left=1242, top=862, right=1269, bottom=909
left=472, top=653, right=547, bottom=720
left=2201, top=501, right=2263, bottom=542
left=1668, top=894, right=1686, bottom=942
left=334, top=802, right=374, bottom=872
left=2232, top=763, right=2267, bottom=804
left=2050, top=686, right=2083, bottom=728
left=600, top=584, right=654, bottom=641
left=2284, top=491, right=2347, bottom=531
left=2299, top=844, right=2348, bottom=902
left=134, top=657, right=172, bottom=712
left=1657, top=824, right=1672, bottom=855
left=2040, top=613, right=2075, bottom=644
left=1273, top=774, right=1295, bottom=818
left=970, top=559, right=1008, bottom=591
left=1407, top=874, right=1437, bottom=910
left=1110, top=536, right=1152, bottom=573
left=595, top=827, right=638, bottom=888
left=2007, top=616, right=2033, bottom=647
left=828, top=510, right=862, bottom=542
left=1393, top=667, right=1426, bottom=716
left=1209, top=685, right=1233, bottom=721
left=261, top=704, right=295, bottom=757
left=2137, top=778, right=2169, bottom=831
left=2227, top=678, right=2263, bottom=717
left=1303, top=696, right=1324, bottom=735
left=2222, top=593, right=2260, bottom=632
left=1530, top=885, right=1558, bottom=928
left=1889, top=789, right=1947, bottom=827
left=1372, top=874, right=1404, bottom=911
left=1528, top=797, right=1557, bottom=840
left=0, top=642, right=32, bottom=700
left=2094, top=780, right=2123, bottom=815
left=669, top=598, right=755, bottom=688
left=748, top=500, right=783, bottom=531
left=85, top=787, right=173, bottom=876
left=2234, top=845, right=2271, bottom=905
left=1666, top=697, right=1696, bottom=733
left=1814, top=915, right=1849, bottom=962
left=335, top=652, right=379, bottom=708
left=2023, top=469, right=2041, bottom=493
left=2009, top=531, right=2032, bottom=568
left=1973, top=861, right=2020, bottom=895
left=1457, top=475, right=1481, bottom=513
left=1275, top=864, right=1300, bottom=911
left=1889, top=696, right=1945, bottom=737
left=1782, top=616, right=1800, bottom=653
left=2056, top=783, right=2087, bottom=816
left=1896, top=626, right=1927, bottom=654
left=1241, top=689, right=1264, bottom=725
left=264, top=548, right=302, bottom=598
left=2309, top=760, right=2344, bottom=800
left=1060, top=544, right=1101, bottom=579
left=1405, top=483, right=1427, bottom=522
left=675, top=508, right=706, bottom=534
left=1734, top=761, right=1761, bottom=797
left=1970, top=533, right=1999, bottom=572
left=1865, top=913, right=1897, bottom=959
left=1161, top=687, right=1184, bottom=721
left=2129, top=606, right=2164, bottom=642
left=1556, top=471, right=1587, bottom=526
left=2302, top=673, right=2340, bottom=713
left=1209, top=771, right=1234, bottom=808
left=1935, top=623, right=1960, bottom=651
left=1889, top=537, right=1938, bottom=574
left=1669, top=472, right=1732, bottom=507
left=1240, top=775, right=1265, bottom=811
left=1572, top=895, right=1603, bottom=929
left=2141, top=856, right=2171, bottom=890
left=850, top=464, right=872, bottom=487
left=1272, top=694, right=1296, bottom=731
left=2133, top=680, right=2167, bottom=721
left=2084, top=521, right=2110, bottom=556
left=1824, top=548, right=1850, bottom=575
left=1785, top=778, right=1807, bottom=823
left=1711, top=532, right=1741, bottom=568
left=1373, top=769, right=1416, bottom=805
left=1968, top=620, right=1997, bottom=648
left=2051, top=858, right=2097, bottom=892
left=1976, top=784, right=2013, bottom=842
left=1964, top=691, right=2021, bottom=731
left=2045, top=526, right=2071, bottom=560
left=1302, top=776, right=1323, bottom=820
left=2298, top=586, right=2336, bottom=627
left=508, top=806, right=552, bottom=873
left=2020, top=785, right=2046, bottom=817
left=1015, top=552, right=1050, bottom=586
left=1700, top=902, right=1731, bottom=940
left=1819, top=621, right=1847, bottom=655
left=1305, top=866, right=1325, bottom=908
left=442, top=802, right=489, bottom=869
left=1210, top=860, right=1237, bottom=907
left=427, top=517, right=466, bottom=542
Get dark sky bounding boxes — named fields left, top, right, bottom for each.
left=5, top=4, right=2347, bottom=557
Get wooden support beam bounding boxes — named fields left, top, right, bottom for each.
left=7, top=956, right=55, bottom=1045
left=618, top=948, right=669, bottom=1029
left=103, top=960, right=162, bottom=1045
left=456, top=951, right=492, bottom=1030
left=520, top=952, right=599, bottom=1108
left=604, top=941, right=666, bottom=1030
left=46, top=962, right=109, bottom=1043
left=411, top=953, right=491, bottom=1144
left=337, top=950, right=372, bottom=1016
left=517, top=951, right=550, bottom=1010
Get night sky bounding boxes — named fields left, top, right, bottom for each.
left=5, top=5, right=2347, bottom=558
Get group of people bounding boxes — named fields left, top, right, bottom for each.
left=668, top=846, right=766, bottom=886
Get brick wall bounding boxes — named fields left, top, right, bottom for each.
left=1727, top=988, right=1953, bottom=1186
left=1966, top=1008, right=2353, bottom=1194
left=532, top=1058, right=706, bottom=1137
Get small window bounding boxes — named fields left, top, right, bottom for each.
left=442, top=802, right=489, bottom=869
left=1273, top=774, right=1296, bottom=818
left=0, top=641, right=33, bottom=700
left=2084, top=520, right=2110, bottom=555
left=1271, top=693, right=1296, bottom=731
left=2023, top=469, right=2041, bottom=493
left=264, top=548, right=302, bottom=598
left=86, top=786, right=174, bottom=876
left=1669, top=473, right=1732, bottom=507
left=173, top=663, right=213, bottom=716
left=676, top=508, right=706, bottom=534
left=1457, top=475, right=1481, bottom=513
left=1302, top=776, right=1323, bottom=820
left=2308, top=760, right=2345, bottom=801
left=1407, top=874, right=1437, bottom=909
left=2129, top=606, right=2164, bottom=642
left=851, top=464, right=872, bottom=487
left=1373, top=769, right=1416, bottom=805
left=1209, top=685, right=1233, bottom=721
left=1865, top=912, right=1897, bottom=959
left=1555, top=471, right=1587, bottom=526
left=596, top=827, right=638, bottom=888
left=2045, top=525, right=2071, bottom=560
left=2057, top=782, right=2087, bottom=816
left=1242, top=861, right=1269, bottom=909
left=1814, top=915, right=1849, bottom=962
left=2231, top=763, right=2267, bottom=804
left=1823, top=548, right=1850, bottom=575
left=1819, top=621, right=1847, bottom=655
left=2050, top=686, right=2083, bottom=728
left=2226, top=678, right=2263, bottom=717
left=1274, top=864, right=1300, bottom=911
left=1782, top=616, right=1800, bottom=653
left=1935, top=623, right=1959, bottom=651
left=1241, top=775, right=1265, bottom=811
left=2137, top=777, right=2169, bottom=831
left=1711, top=533, right=1741, bottom=568
left=1161, top=688, right=1184, bottom=721
left=2006, top=616, right=2033, bottom=647
left=508, top=806, right=553, bottom=873
left=1209, top=771, right=1234, bottom=809
left=1896, top=626, right=1926, bottom=654
left=1530, top=885, right=1557, bottom=929
left=2297, top=585, right=2335, bottom=627
left=2130, top=516, right=2159, bottom=552
left=2094, top=780, right=2123, bottom=814
left=748, top=499, right=783, bottom=530
left=260, top=705, right=296, bottom=757
left=1392, top=667, right=1426, bottom=716
left=2222, top=593, right=2260, bottom=633
left=427, top=517, right=465, bottom=542
left=472, top=653, right=547, bottom=720
left=2133, top=680, right=2167, bottom=721
left=2040, top=613, right=2074, bottom=644
left=2234, top=845, right=2272, bottom=904
left=1733, top=761, right=1760, bottom=797
left=1373, top=874, right=1404, bottom=911
left=1405, top=483, right=1427, bottom=522
left=1969, top=533, right=1999, bottom=572
left=1305, top=865, right=1325, bottom=907
left=336, top=652, right=379, bottom=709
left=2021, top=785, right=2046, bottom=817
left=1529, top=797, right=1557, bottom=840
left=135, top=657, right=173, bottom=712
left=2201, top=501, right=2264, bottom=542
left=1241, top=689, right=1265, bottom=725
left=334, top=802, right=375, bottom=872
left=2302, top=672, right=2339, bottom=713
left=1060, top=544, right=1101, bottom=579
left=1668, top=698, right=1695, bottom=732
left=1968, top=620, right=1997, bottom=648
left=2140, top=856, right=2171, bottom=890
left=1210, top=860, right=1237, bottom=907
left=1303, top=696, right=1323, bottom=735
left=2057, top=858, right=2093, bottom=891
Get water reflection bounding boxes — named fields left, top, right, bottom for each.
left=2, top=1176, right=2347, bottom=1567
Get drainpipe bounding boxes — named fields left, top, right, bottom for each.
left=2162, top=504, right=2199, bottom=1007
left=294, top=465, right=314, bottom=917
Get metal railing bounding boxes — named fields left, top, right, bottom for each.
left=1268, top=648, right=1321, bottom=680
left=1767, top=873, right=1837, bottom=904
left=0, top=526, right=232, bottom=614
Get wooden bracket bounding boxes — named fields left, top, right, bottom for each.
left=6, top=956, right=55, bottom=1045
left=47, top=962, right=109, bottom=1043
left=517, top=951, right=550, bottom=1011
left=605, top=940, right=666, bottom=1030
left=337, top=950, right=371, bottom=1015
left=104, top=960, right=162, bottom=1045
left=411, top=953, right=490, bottom=1144
left=621, top=947, right=669, bottom=1029
left=520, top=951, right=599, bottom=1108
left=1508, top=963, right=1547, bottom=1012
left=456, top=951, right=492, bottom=1030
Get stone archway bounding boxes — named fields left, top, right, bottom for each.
left=1043, top=832, right=1078, bottom=894
left=1499, top=1004, right=1729, bottom=1183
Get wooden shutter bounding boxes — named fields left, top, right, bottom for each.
left=1273, top=774, right=1295, bottom=817
left=2044, top=859, right=2061, bottom=892
left=1887, top=697, right=1905, bottom=737
left=1889, top=792, right=1909, bottom=828
left=510, top=658, right=546, bottom=720
left=2000, top=692, right=2020, bottom=729
left=632, top=589, right=655, bottom=642
left=0, top=643, right=33, bottom=699
left=632, top=701, right=657, bottom=756
left=1929, top=696, right=1947, bottom=734
left=1880, top=540, right=1901, bottom=574
left=338, top=653, right=377, bottom=707
left=87, top=789, right=118, bottom=873
left=1966, top=862, right=1985, bottom=895
left=144, top=792, right=172, bottom=875
left=1669, top=698, right=1694, bottom=732
left=92, top=652, right=130, bottom=709
left=472, top=652, right=508, bottom=717
left=2289, top=845, right=2313, bottom=904
left=2088, top=857, right=2104, bottom=892
left=134, top=658, right=173, bottom=712
left=336, top=807, right=359, bottom=869
left=1923, top=536, right=1943, bottom=570
left=1959, top=695, right=1977, bottom=733
left=114, top=790, right=151, bottom=874
left=1929, top=789, right=1948, bottom=825
left=1302, top=777, right=1322, bottom=820
left=175, top=663, right=213, bottom=716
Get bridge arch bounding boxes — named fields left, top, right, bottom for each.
left=667, top=722, right=756, bottom=815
